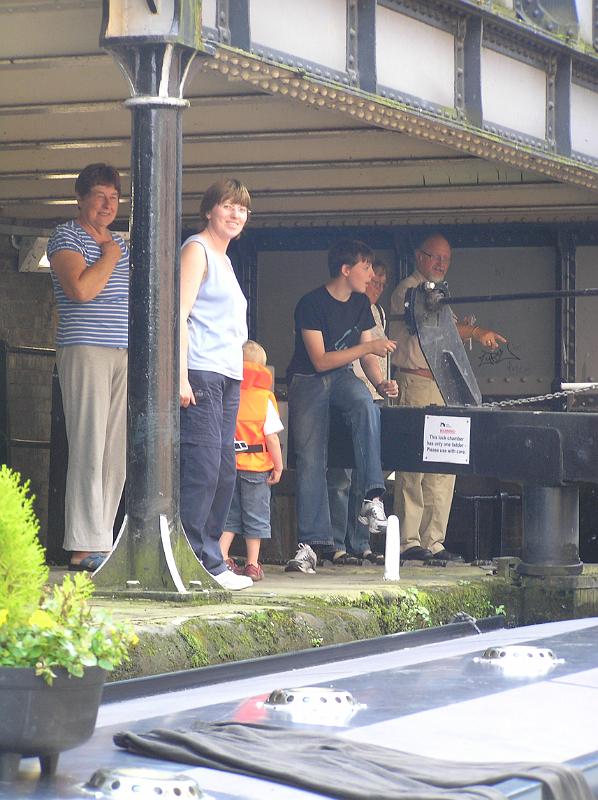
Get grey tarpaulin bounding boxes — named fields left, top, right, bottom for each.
left=113, top=722, right=593, bottom=800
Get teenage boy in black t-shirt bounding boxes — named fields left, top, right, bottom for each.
left=285, top=240, right=398, bottom=572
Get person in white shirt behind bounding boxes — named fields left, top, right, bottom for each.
left=352, top=259, right=389, bottom=400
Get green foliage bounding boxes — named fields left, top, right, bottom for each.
left=0, top=468, right=138, bottom=684
left=0, top=573, right=138, bottom=684
left=343, top=589, right=432, bottom=634
left=0, top=465, right=48, bottom=625
left=332, top=583, right=507, bottom=635
left=423, top=582, right=503, bottom=627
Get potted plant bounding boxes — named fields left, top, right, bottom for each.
left=0, top=465, right=137, bottom=781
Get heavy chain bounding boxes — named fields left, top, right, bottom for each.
left=481, top=383, right=598, bottom=408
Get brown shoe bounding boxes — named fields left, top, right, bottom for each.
left=225, top=557, right=243, bottom=574
left=243, top=563, right=264, bottom=582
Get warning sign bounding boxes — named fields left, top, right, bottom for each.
left=423, top=415, right=471, bottom=464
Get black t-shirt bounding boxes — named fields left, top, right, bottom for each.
left=287, top=286, right=375, bottom=380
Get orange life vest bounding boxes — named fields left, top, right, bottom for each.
left=235, top=361, right=279, bottom=472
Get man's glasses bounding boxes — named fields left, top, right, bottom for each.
left=369, top=280, right=386, bottom=290
left=420, top=250, right=450, bottom=267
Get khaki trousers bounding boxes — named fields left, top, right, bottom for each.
left=393, top=373, right=455, bottom=555
left=56, top=345, right=127, bottom=553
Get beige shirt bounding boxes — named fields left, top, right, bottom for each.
left=390, top=269, right=428, bottom=371
left=352, top=303, right=387, bottom=399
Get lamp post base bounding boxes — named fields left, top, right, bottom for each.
left=92, top=515, right=230, bottom=601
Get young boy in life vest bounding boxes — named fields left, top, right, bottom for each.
left=220, top=340, right=284, bottom=581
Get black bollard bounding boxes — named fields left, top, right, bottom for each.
left=517, top=484, right=583, bottom=577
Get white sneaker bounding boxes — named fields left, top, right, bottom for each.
left=285, top=543, right=317, bottom=574
left=358, top=497, right=388, bottom=534
left=212, top=567, right=253, bottom=590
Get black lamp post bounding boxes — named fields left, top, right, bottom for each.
left=94, top=0, right=224, bottom=599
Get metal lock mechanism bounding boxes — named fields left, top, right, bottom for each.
left=473, top=645, right=564, bottom=677
left=261, top=686, right=365, bottom=726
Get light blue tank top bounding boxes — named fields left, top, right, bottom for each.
left=183, top=235, right=247, bottom=380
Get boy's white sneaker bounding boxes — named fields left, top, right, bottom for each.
left=358, top=497, right=388, bottom=534
left=285, top=543, right=317, bottom=574
left=213, top=568, right=253, bottom=590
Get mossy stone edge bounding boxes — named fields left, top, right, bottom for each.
left=110, top=578, right=520, bottom=681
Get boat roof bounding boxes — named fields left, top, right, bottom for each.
left=11, top=616, right=598, bottom=799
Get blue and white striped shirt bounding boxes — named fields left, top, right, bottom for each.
left=47, top=220, right=129, bottom=348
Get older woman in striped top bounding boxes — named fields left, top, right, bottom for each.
left=47, top=163, right=129, bottom=573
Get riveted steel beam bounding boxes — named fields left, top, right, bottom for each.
left=554, top=55, right=572, bottom=157
left=355, top=0, right=376, bottom=93
left=207, top=46, right=598, bottom=192
left=462, top=15, right=482, bottom=127
left=228, top=0, right=250, bottom=50
left=514, top=0, right=578, bottom=39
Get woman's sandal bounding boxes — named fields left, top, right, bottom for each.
left=68, top=553, right=106, bottom=572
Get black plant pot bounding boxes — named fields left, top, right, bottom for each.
left=0, top=666, right=106, bottom=781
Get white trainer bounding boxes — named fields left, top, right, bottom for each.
left=213, top=567, right=253, bottom=590
left=358, top=497, right=388, bottom=534
left=285, top=543, right=317, bottom=574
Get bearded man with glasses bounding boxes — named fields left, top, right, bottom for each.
left=389, top=233, right=506, bottom=563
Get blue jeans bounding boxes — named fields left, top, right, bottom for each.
left=327, top=468, right=371, bottom=555
left=180, top=370, right=241, bottom=575
left=289, top=368, right=384, bottom=549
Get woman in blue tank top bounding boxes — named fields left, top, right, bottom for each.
left=179, top=179, right=254, bottom=591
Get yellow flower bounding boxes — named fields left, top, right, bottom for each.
left=28, top=609, right=56, bottom=629
left=0, top=609, right=7, bottom=626
left=131, top=634, right=140, bottom=646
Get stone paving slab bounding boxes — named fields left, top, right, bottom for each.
left=50, top=561, right=489, bottom=621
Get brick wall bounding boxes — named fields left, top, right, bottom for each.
left=0, top=235, right=57, bottom=543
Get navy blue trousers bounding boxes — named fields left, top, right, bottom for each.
left=180, top=370, right=241, bottom=575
